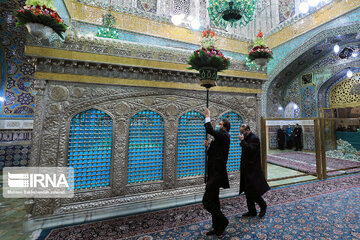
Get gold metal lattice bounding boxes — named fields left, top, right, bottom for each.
left=329, top=72, right=360, bottom=108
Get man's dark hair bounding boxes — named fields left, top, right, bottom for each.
left=240, top=124, right=251, bottom=131
left=222, top=119, right=231, bottom=132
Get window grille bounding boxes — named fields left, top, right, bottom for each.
left=177, top=111, right=205, bottom=178
left=128, top=110, right=164, bottom=183
left=68, top=108, right=112, bottom=190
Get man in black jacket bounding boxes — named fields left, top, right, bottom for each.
left=239, top=124, right=270, bottom=218
left=202, top=108, right=230, bottom=237
left=277, top=126, right=285, bottom=150
left=293, top=123, right=303, bottom=151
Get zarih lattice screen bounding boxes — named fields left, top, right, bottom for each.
left=67, top=108, right=112, bottom=190
left=128, top=110, right=164, bottom=183
left=177, top=111, right=206, bottom=178
left=221, top=111, right=243, bottom=172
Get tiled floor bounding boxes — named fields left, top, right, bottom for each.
left=267, top=163, right=317, bottom=186
left=267, top=149, right=318, bottom=185
left=0, top=176, right=30, bottom=240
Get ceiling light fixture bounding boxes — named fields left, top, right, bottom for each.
left=171, top=14, right=201, bottom=31
left=339, top=47, right=355, bottom=59
left=171, top=14, right=184, bottom=26
left=208, top=0, right=257, bottom=28
left=299, top=2, right=309, bottom=13
left=190, top=19, right=201, bottom=30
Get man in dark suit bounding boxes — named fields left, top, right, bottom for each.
left=277, top=126, right=285, bottom=150
left=202, top=108, right=230, bottom=237
left=293, top=123, right=303, bottom=151
left=239, top=124, right=270, bottom=218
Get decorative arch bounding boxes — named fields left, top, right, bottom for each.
left=284, top=102, right=300, bottom=118
left=128, top=109, right=164, bottom=183
left=262, top=22, right=360, bottom=117
left=177, top=110, right=205, bottom=178
left=67, top=108, right=113, bottom=190
left=220, top=111, right=243, bottom=172
left=329, top=72, right=360, bottom=108
left=318, top=67, right=360, bottom=109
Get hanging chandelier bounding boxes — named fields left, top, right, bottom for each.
left=96, top=0, right=119, bottom=39
left=208, top=0, right=257, bottom=28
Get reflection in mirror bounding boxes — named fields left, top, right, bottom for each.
left=265, top=119, right=317, bottom=186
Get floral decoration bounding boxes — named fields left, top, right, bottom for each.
left=15, top=0, right=68, bottom=39
left=187, top=30, right=230, bottom=71
left=248, top=30, right=273, bottom=61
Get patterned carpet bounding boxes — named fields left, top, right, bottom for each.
left=267, top=152, right=360, bottom=175
left=43, top=173, right=360, bottom=240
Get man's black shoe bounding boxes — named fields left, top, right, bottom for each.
left=206, top=229, right=217, bottom=236
left=216, top=218, right=229, bottom=236
left=259, top=208, right=267, bottom=218
left=242, top=212, right=257, bottom=217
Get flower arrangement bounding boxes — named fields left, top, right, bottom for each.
left=187, top=30, right=230, bottom=72
left=200, top=30, right=216, bottom=49
left=15, top=0, right=67, bottom=39
left=248, top=31, right=273, bottom=61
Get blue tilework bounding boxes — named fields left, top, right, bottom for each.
left=0, top=144, right=31, bottom=170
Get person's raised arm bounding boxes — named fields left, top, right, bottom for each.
left=204, top=108, right=224, bottom=140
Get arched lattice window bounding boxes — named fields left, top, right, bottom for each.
left=177, top=111, right=205, bottom=178
left=128, top=110, right=164, bottom=183
left=220, top=111, right=243, bottom=172
left=68, top=108, right=112, bottom=190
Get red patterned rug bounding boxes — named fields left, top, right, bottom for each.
left=267, top=152, right=360, bottom=175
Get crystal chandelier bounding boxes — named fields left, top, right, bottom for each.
left=208, top=0, right=257, bottom=28
left=96, top=0, right=119, bottom=39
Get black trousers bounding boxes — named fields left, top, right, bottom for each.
left=294, top=137, right=302, bottom=151
left=286, top=140, right=293, bottom=149
left=202, top=180, right=228, bottom=232
left=245, top=192, right=267, bottom=214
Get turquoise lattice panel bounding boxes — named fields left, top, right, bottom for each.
left=128, top=110, right=164, bottom=183
left=177, top=111, right=206, bottom=178
left=67, top=108, right=112, bottom=190
left=221, top=112, right=243, bottom=172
